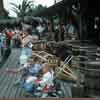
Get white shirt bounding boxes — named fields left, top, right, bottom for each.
left=22, top=35, right=33, bottom=47
left=66, top=24, right=78, bottom=34
left=67, top=25, right=75, bottom=33
left=36, top=25, right=45, bottom=33
left=40, top=71, right=54, bottom=87
left=27, top=42, right=33, bottom=48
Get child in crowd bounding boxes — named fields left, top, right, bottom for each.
left=23, top=63, right=55, bottom=97
left=36, top=63, right=54, bottom=88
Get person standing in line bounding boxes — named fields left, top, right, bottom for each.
left=60, top=23, right=65, bottom=41
left=19, top=28, right=33, bottom=66
left=54, top=24, right=60, bottom=42
left=66, top=18, right=78, bottom=40
left=31, top=21, right=39, bottom=38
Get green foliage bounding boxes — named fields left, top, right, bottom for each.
left=10, top=0, right=47, bottom=18
left=10, top=0, right=34, bottom=17
left=31, top=4, right=47, bottom=14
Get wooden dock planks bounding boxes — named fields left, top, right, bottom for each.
left=0, top=49, right=22, bottom=98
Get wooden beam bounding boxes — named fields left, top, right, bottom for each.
left=32, top=52, right=47, bottom=61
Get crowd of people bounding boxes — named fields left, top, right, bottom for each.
left=0, top=19, right=57, bottom=97
left=54, top=18, right=79, bottom=41
left=0, top=16, right=79, bottom=97
left=0, top=16, right=79, bottom=58
left=5, top=28, right=58, bottom=97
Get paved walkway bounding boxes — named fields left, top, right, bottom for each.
left=0, top=48, right=26, bottom=98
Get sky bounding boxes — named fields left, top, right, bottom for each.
left=3, top=0, right=55, bottom=17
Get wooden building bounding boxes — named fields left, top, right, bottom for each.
left=33, top=0, right=75, bottom=25
left=32, top=0, right=80, bottom=41
left=32, top=0, right=100, bottom=97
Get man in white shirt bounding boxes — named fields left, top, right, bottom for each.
left=36, top=23, right=45, bottom=39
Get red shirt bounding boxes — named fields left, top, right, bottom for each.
left=6, top=32, right=14, bottom=39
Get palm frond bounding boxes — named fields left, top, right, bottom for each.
left=10, top=0, right=35, bottom=17
left=10, top=8, right=19, bottom=16
left=10, top=2, right=19, bottom=9
left=11, top=7, right=20, bottom=12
